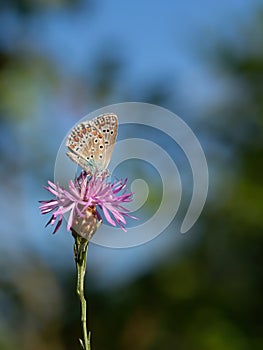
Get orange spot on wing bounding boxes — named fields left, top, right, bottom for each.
left=98, top=133, right=102, bottom=138
left=74, top=137, right=79, bottom=142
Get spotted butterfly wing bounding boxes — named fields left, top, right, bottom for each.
left=66, top=113, right=118, bottom=175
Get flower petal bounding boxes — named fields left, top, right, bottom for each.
left=102, top=206, right=116, bottom=227
left=40, top=171, right=137, bottom=234
left=53, top=216, right=63, bottom=234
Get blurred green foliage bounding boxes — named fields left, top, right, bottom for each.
left=0, top=2, right=263, bottom=350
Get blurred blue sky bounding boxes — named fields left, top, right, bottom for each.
left=1, top=0, right=260, bottom=111
left=1, top=0, right=262, bottom=288
left=37, top=0, right=263, bottom=107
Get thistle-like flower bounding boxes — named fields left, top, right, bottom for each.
left=39, top=172, right=135, bottom=240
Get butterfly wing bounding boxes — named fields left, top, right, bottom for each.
left=91, top=113, right=118, bottom=170
left=66, top=120, right=105, bottom=175
left=66, top=113, right=118, bottom=175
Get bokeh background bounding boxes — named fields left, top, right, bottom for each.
left=1, top=1, right=263, bottom=349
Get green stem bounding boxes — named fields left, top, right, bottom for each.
left=73, top=233, right=91, bottom=350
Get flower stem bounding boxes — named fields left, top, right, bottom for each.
left=73, top=231, right=91, bottom=350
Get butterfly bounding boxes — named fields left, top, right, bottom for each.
left=66, top=113, right=118, bottom=176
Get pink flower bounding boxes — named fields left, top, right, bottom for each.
left=39, top=172, right=136, bottom=238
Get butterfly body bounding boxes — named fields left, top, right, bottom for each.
left=66, top=113, right=118, bottom=175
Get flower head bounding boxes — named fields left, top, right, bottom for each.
left=39, top=172, right=135, bottom=239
